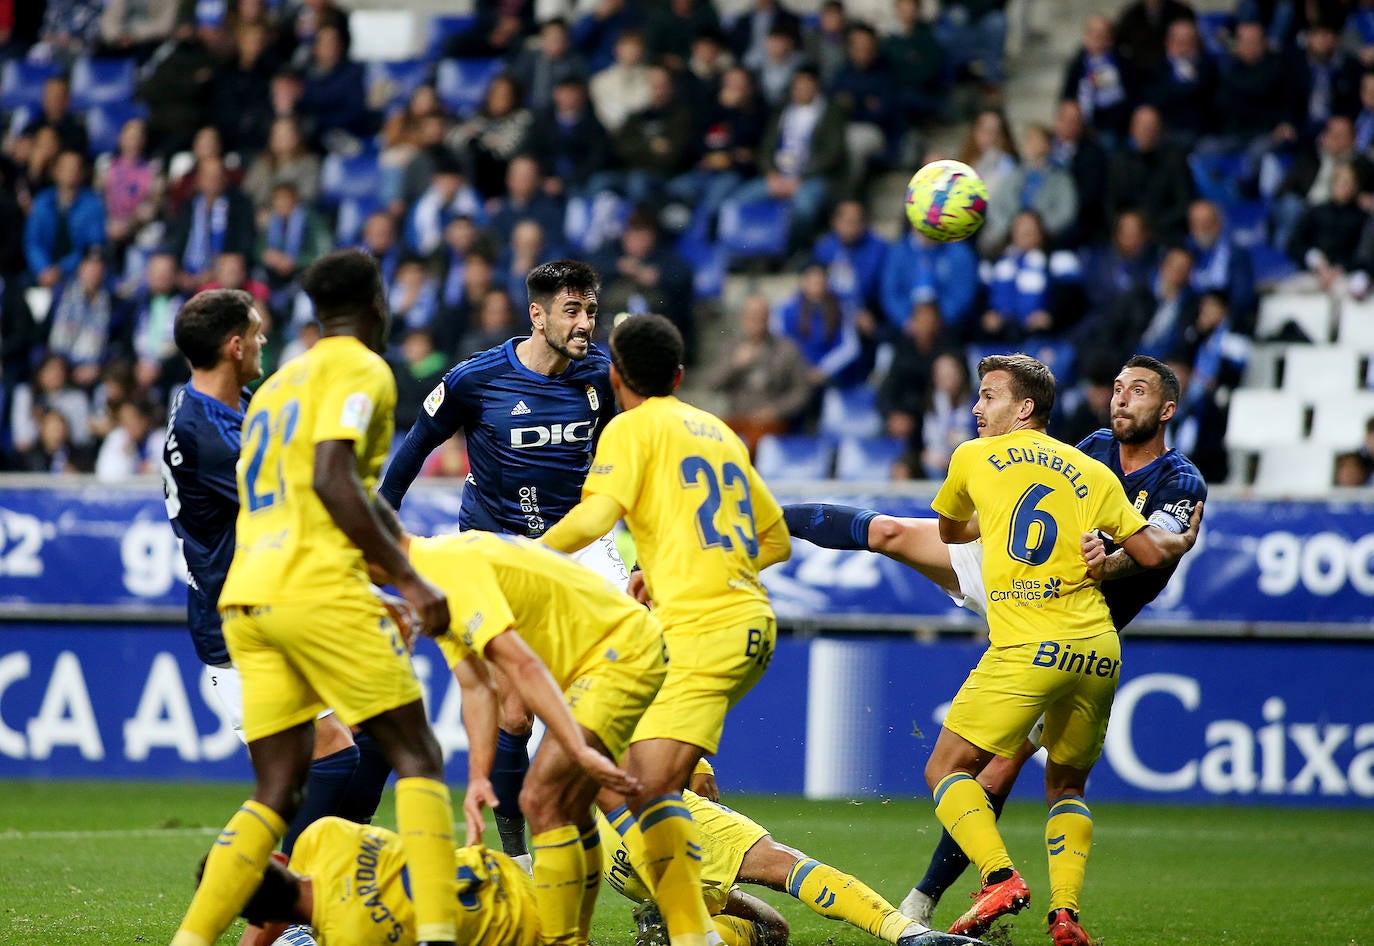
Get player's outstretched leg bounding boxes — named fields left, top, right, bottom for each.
left=281, top=714, right=360, bottom=855
left=172, top=722, right=313, bottom=946
left=363, top=701, right=458, bottom=946
left=929, top=771, right=1028, bottom=937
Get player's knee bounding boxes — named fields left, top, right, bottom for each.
left=517, top=782, right=559, bottom=830
left=499, top=715, right=535, bottom=737
left=868, top=516, right=901, bottom=551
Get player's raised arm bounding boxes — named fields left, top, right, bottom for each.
left=314, top=443, right=450, bottom=635
left=540, top=493, right=624, bottom=554
left=483, top=630, right=642, bottom=795
left=1108, top=499, right=1205, bottom=575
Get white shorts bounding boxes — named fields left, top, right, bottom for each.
left=204, top=663, right=333, bottom=748
left=946, top=540, right=987, bottom=618
left=571, top=530, right=631, bottom=591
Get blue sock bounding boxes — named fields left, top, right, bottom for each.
left=282, top=744, right=360, bottom=856
left=782, top=503, right=879, bottom=550
left=917, top=789, right=1008, bottom=899
left=492, top=727, right=531, bottom=857
left=334, top=730, right=392, bottom=825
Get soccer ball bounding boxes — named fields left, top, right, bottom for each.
left=904, top=160, right=989, bottom=243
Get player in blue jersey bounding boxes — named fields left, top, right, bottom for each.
left=783, top=354, right=1206, bottom=935
left=379, top=258, right=625, bottom=866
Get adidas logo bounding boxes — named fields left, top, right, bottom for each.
left=511, top=400, right=532, bottom=416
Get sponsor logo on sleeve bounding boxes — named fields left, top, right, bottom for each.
left=339, top=393, right=374, bottom=432
left=423, top=384, right=445, bottom=417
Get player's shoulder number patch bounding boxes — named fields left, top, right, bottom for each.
left=340, top=392, right=375, bottom=432
left=424, top=383, right=445, bottom=417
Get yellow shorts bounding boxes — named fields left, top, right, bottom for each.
left=565, top=611, right=668, bottom=761
left=222, top=592, right=422, bottom=743
left=683, top=790, right=770, bottom=915
left=631, top=612, right=777, bottom=754
left=942, top=629, right=1121, bottom=770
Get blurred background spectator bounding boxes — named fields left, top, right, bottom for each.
left=709, top=293, right=813, bottom=453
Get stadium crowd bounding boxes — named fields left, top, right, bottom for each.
left=1, top=0, right=1373, bottom=485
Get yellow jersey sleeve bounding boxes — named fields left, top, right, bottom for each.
left=1090, top=466, right=1149, bottom=543
left=744, top=460, right=784, bottom=536
left=582, top=413, right=645, bottom=510
left=931, top=440, right=976, bottom=521
left=310, top=351, right=395, bottom=448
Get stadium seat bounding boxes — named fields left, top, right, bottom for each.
left=1188, top=153, right=1245, bottom=208
left=1255, top=292, right=1333, bottom=343
left=85, top=100, right=149, bottom=157
left=425, top=15, right=477, bottom=61
left=0, top=60, right=60, bottom=110
left=70, top=57, right=137, bottom=110
left=1253, top=443, right=1336, bottom=495
left=348, top=10, right=421, bottom=62
left=754, top=434, right=837, bottom=481
left=1225, top=389, right=1306, bottom=450
left=1336, top=297, right=1374, bottom=354
left=1309, top=393, right=1374, bottom=446
left=319, top=148, right=383, bottom=208
left=819, top=385, right=882, bottom=439
left=1280, top=345, right=1363, bottom=400
left=717, top=199, right=790, bottom=260
left=1226, top=201, right=1268, bottom=248
left=833, top=436, right=906, bottom=481
left=675, top=234, right=726, bottom=300
left=1242, top=343, right=1285, bottom=389
left=366, top=58, right=431, bottom=113
left=435, top=57, right=503, bottom=117
left=564, top=192, right=629, bottom=254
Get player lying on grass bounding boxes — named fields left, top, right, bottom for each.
left=596, top=760, right=989, bottom=946
left=231, top=816, right=538, bottom=946
left=782, top=355, right=1206, bottom=938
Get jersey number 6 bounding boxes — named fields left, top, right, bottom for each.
left=1007, top=483, right=1059, bottom=566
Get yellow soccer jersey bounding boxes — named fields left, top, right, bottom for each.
left=410, top=532, right=650, bottom=685
left=580, top=396, right=784, bottom=630
left=932, top=429, right=1148, bottom=647
left=290, top=817, right=535, bottom=946
left=221, top=336, right=395, bottom=606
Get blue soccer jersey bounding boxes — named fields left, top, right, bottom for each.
left=162, top=384, right=249, bottom=665
left=1078, top=428, right=1208, bottom=628
left=379, top=338, right=615, bottom=536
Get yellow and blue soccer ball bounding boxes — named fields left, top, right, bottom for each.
left=904, top=159, right=989, bottom=242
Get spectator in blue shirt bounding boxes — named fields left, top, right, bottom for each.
left=525, top=76, right=609, bottom=201
left=299, top=24, right=369, bottom=141
left=830, top=23, right=899, bottom=191
left=508, top=18, right=589, bottom=113
left=774, top=262, right=863, bottom=393
left=486, top=155, right=565, bottom=247
left=812, top=199, right=888, bottom=314
left=404, top=154, right=485, bottom=256
left=979, top=210, right=1083, bottom=343
left=1186, top=200, right=1257, bottom=335
left=24, top=150, right=106, bottom=290
left=1060, top=15, right=1132, bottom=146
left=46, top=252, right=115, bottom=388
left=1143, top=18, right=1218, bottom=150
left=880, top=229, right=979, bottom=337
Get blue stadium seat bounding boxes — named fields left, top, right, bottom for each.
left=717, top=199, right=790, bottom=260
left=1188, top=152, right=1245, bottom=209
left=0, top=60, right=61, bottom=111
left=834, top=436, right=906, bottom=481
left=320, top=148, right=383, bottom=208
left=335, top=195, right=383, bottom=244
left=754, top=434, right=837, bottom=482
left=564, top=192, right=629, bottom=253
left=366, top=58, right=431, bottom=113
left=425, top=15, right=477, bottom=61
left=1251, top=243, right=1297, bottom=286
left=435, top=57, right=503, bottom=117
left=70, top=57, right=137, bottom=110
left=819, top=385, right=881, bottom=438
left=675, top=234, right=726, bottom=300
left=1226, top=200, right=1269, bottom=249
left=86, top=100, right=150, bottom=156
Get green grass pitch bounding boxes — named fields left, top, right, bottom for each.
left=2, top=780, right=1371, bottom=945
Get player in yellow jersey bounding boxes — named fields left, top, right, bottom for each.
left=926, top=354, right=1197, bottom=946
left=541, top=313, right=792, bottom=946
left=171, top=251, right=461, bottom=946
left=388, top=529, right=657, bottom=946
left=598, top=761, right=986, bottom=946
left=229, top=816, right=538, bottom=946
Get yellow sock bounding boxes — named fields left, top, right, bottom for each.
left=394, top=777, right=458, bottom=943
left=933, top=773, right=1013, bottom=881
left=172, top=800, right=286, bottom=946
left=632, top=794, right=711, bottom=946
left=712, top=915, right=763, bottom=946
left=1046, top=795, right=1093, bottom=914
left=784, top=857, right=911, bottom=943
left=532, top=824, right=584, bottom=946
left=578, top=825, right=602, bottom=942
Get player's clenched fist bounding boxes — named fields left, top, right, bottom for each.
left=394, top=571, right=451, bottom=637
